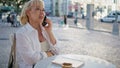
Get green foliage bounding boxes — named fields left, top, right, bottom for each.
left=0, top=0, right=29, bottom=13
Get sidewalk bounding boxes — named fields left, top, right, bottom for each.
left=50, top=16, right=120, bottom=36
left=0, top=18, right=120, bottom=68
left=54, top=24, right=120, bottom=68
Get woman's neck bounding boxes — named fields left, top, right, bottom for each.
left=29, top=20, right=41, bottom=30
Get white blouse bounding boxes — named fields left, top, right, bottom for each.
left=41, top=40, right=50, bottom=52
left=16, top=23, right=59, bottom=68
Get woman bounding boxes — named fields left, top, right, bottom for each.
left=16, top=0, right=59, bottom=68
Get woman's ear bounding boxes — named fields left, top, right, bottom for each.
left=26, top=11, right=28, bottom=16
left=26, top=9, right=30, bottom=16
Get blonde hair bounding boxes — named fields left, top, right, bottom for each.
left=20, top=0, right=44, bottom=25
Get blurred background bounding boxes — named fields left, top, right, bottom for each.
left=0, top=0, right=120, bottom=68
left=0, top=0, right=120, bottom=32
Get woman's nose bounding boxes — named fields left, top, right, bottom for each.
left=40, top=10, right=44, bottom=13
left=40, top=11, right=45, bottom=15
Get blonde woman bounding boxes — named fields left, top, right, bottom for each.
left=16, top=0, right=59, bottom=68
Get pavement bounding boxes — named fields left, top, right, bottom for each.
left=0, top=17, right=120, bottom=68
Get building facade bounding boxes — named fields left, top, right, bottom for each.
left=43, top=0, right=120, bottom=17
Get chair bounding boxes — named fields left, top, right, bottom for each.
left=8, top=34, right=18, bottom=68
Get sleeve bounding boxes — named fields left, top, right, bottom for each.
left=45, top=33, right=60, bottom=55
left=16, top=33, right=47, bottom=65
left=48, top=39, right=60, bottom=55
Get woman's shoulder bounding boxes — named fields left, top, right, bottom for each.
left=16, top=26, right=27, bottom=34
left=16, top=23, right=35, bottom=34
left=16, top=25, right=37, bottom=39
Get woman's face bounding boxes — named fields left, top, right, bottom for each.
left=27, top=3, right=45, bottom=24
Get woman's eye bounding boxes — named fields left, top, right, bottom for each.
left=36, top=8, right=40, bottom=10
left=35, top=8, right=45, bottom=12
left=42, top=9, right=45, bottom=11
left=34, top=7, right=40, bottom=10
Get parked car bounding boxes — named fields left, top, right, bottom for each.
left=67, top=12, right=74, bottom=18
left=100, top=15, right=116, bottom=22
left=100, top=11, right=120, bottom=23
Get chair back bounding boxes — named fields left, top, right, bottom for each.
left=8, top=33, right=18, bottom=68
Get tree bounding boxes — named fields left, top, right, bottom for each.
left=12, top=0, right=29, bottom=14
left=0, top=0, right=29, bottom=13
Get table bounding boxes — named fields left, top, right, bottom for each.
left=34, top=54, right=116, bottom=68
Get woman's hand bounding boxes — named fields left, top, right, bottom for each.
left=44, top=18, right=52, bottom=32
left=46, top=51, right=54, bottom=57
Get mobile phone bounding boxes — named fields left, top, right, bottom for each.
left=42, top=16, right=47, bottom=26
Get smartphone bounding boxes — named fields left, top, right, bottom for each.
left=42, top=16, right=47, bottom=26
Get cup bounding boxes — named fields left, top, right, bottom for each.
left=62, top=63, right=72, bottom=68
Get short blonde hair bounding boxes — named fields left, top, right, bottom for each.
left=20, top=0, right=44, bottom=25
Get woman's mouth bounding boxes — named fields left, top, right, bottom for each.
left=39, top=15, right=44, bottom=17
left=39, top=16, right=44, bottom=20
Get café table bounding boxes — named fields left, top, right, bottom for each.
left=34, top=54, right=116, bottom=68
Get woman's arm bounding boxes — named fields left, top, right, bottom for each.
left=43, top=18, right=60, bottom=55
left=44, top=18, right=56, bottom=45
left=46, top=31, right=56, bottom=45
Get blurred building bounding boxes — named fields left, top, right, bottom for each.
left=43, top=0, right=53, bottom=16
left=43, top=0, right=120, bottom=17
left=43, top=0, right=70, bottom=16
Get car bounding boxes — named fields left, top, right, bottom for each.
left=100, top=11, right=120, bottom=23
left=67, top=12, right=74, bottom=18
left=100, top=15, right=116, bottom=22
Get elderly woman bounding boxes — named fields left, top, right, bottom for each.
left=16, top=0, right=59, bottom=68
